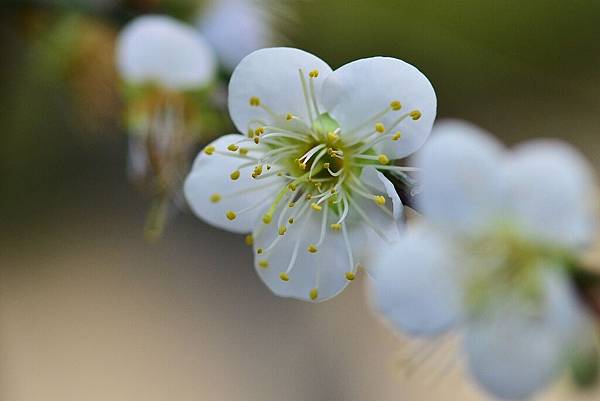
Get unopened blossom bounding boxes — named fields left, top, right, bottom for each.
left=116, top=15, right=218, bottom=240
left=185, top=47, right=436, bottom=302
left=372, top=120, right=598, bottom=399
left=198, top=0, right=277, bottom=71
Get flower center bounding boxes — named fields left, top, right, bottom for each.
left=463, top=225, right=570, bottom=318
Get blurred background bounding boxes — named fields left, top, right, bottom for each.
left=1, top=0, right=600, bottom=400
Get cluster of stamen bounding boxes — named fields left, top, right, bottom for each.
left=205, top=68, right=422, bottom=301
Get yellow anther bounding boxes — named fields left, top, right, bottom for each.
left=390, top=100, right=402, bottom=110
left=323, top=162, right=330, bottom=169
left=309, top=288, right=318, bottom=300
left=392, top=131, right=402, bottom=141
left=286, top=113, right=294, bottom=121
left=203, top=145, right=215, bottom=155
left=305, top=194, right=313, bottom=200
left=307, top=244, right=318, bottom=253
left=254, top=136, right=260, bottom=144
left=262, top=214, right=272, bottom=224
left=309, top=69, right=319, bottom=78
left=374, top=196, right=386, bottom=205
left=226, top=210, right=237, bottom=220
left=288, top=183, right=297, bottom=191
left=345, top=272, right=356, bottom=281
left=258, top=260, right=269, bottom=268
left=255, top=127, right=265, bottom=135
left=257, top=248, right=264, bottom=254
left=410, top=110, right=422, bottom=120
left=227, top=144, right=239, bottom=152
left=230, top=170, right=241, bottom=180
left=375, top=122, right=385, bottom=133
left=288, top=201, right=295, bottom=208
left=278, top=225, right=287, bottom=236
left=298, top=162, right=307, bottom=170
left=327, top=132, right=339, bottom=143
left=239, top=148, right=249, bottom=155
left=209, top=193, right=221, bottom=203
left=378, top=154, right=390, bottom=165
left=330, top=223, right=342, bottom=231
left=247, top=128, right=254, bottom=137
left=311, top=203, right=322, bottom=212
left=249, top=96, right=261, bottom=106
left=266, top=165, right=271, bottom=170
left=279, top=272, right=289, bottom=281
left=245, top=234, right=254, bottom=246
left=253, top=165, right=263, bottom=177
left=288, top=217, right=294, bottom=224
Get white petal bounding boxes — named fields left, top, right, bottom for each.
left=416, top=120, right=505, bottom=233
left=321, top=57, right=436, bottom=159
left=116, top=16, right=216, bottom=90
left=198, top=0, right=273, bottom=71
left=360, top=166, right=403, bottom=220
left=228, top=47, right=333, bottom=134
left=503, top=140, right=597, bottom=249
left=184, top=134, right=284, bottom=233
left=253, top=200, right=355, bottom=302
left=352, top=167, right=404, bottom=265
left=370, top=224, right=462, bottom=336
left=463, top=269, right=587, bottom=400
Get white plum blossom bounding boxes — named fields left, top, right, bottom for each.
left=116, top=15, right=217, bottom=90
left=185, top=47, right=436, bottom=302
left=372, top=120, right=598, bottom=400
left=198, top=0, right=276, bottom=71
left=115, top=15, right=218, bottom=240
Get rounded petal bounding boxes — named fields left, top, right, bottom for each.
left=416, top=120, right=505, bottom=233
left=464, top=270, right=587, bottom=400
left=503, top=140, right=597, bottom=249
left=321, top=57, right=436, bottom=159
left=252, top=200, right=354, bottom=302
left=370, top=224, right=462, bottom=336
left=184, top=134, right=284, bottom=233
left=228, top=47, right=333, bottom=134
left=198, top=0, right=273, bottom=71
left=116, top=15, right=216, bottom=90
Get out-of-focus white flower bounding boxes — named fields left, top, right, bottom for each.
left=184, top=47, right=436, bottom=302
left=116, top=15, right=217, bottom=90
left=372, top=120, right=598, bottom=400
left=198, top=0, right=276, bottom=71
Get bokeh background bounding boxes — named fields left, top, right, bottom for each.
left=1, top=0, right=600, bottom=400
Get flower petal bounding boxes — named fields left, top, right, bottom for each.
left=116, top=15, right=216, bottom=90
left=321, top=57, right=436, bottom=159
left=416, top=120, right=505, bottom=234
left=503, top=140, right=597, bottom=249
left=360, top=166, right=403, bottom=220
left=198, top=0, right=273, bottom=71
left=252, top=199, right=355, bottom=302
left=184, top=134, right=284, bottom=233
left=228, top=47, right=333, bottom=134
left=351, top=167, right=404, bottom=265
left=370, top=224, right=462, bottom=336
left=463, top=269, right=587, bottom=400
